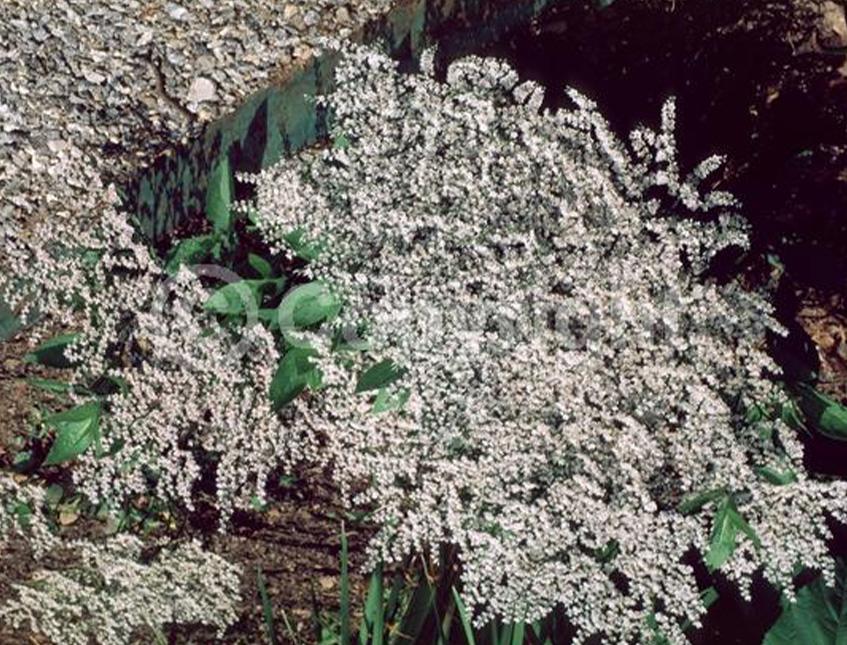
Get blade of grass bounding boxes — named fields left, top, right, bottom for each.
left=340, top=522, right=351, bottom=645
left=511, top=623, right=525, bottom=645
left=498, top=624, right=514, bottom=645
left=425, top=573, right=447, bottom=645
left=359, top=563, right=385, bottom=645
left=257, top=567, right=279, bottom=645
left=281, top=608, right=301, bottom=645
left=391, top=573, right=435, bottom=644
left=451, top=587, right=476, bottom=645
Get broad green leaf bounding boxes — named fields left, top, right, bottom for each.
left=206, top=157, right=233, bottom=234
left=763, top=559, right=847, bottom=645
left=781, top=399, right=806, bottom=430
left=24, top=333, right=80, bottom=368
left=43, top=401, right=101, bottom=466
left=372, top=388, right=410, bottom=414
left=0, top=299, right=21, bottom=341
left=678, top=488, right=726, bottom=515
left=164, top=234, right=218, bottom=274
left=357, top=360, right=405, bottom=393
left=284, top=228, right=323, bottom=261
left=757, top=466, right=798, bottom=486
left=204, top=280, right=261, bottom=316
left=705, top=497, right=760, bottom=571
left=277, top=282, right=340, bottom=330
left=269, top=347, right=320, bottom=410
left=248, top=253, right=273, bottom=279
left=797, top=384, right=847, bottom=440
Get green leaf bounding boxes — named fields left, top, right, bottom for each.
left=359, top=564, right=385, bottom=645
left=269, top=347, right=320, bottom=410
left=797, top=384, right=847, bottom=440
left=204, top=280, right=261, bottom=316
left=391, top=576, right=435, bottom=644
left=27, top=378, right=74, bottom=394
left=678, top=488, right=726, bottom=515
left=357, top=360, right=404, bottom=393
left=764, top=559, right=847, bottom=645
left=24, top=333, right=80, bottom=368
left=248, top=253, right=273, bottom=279
left=0, top=299, right=21, bottom=341
left=44, top=483, right=64, bottom=508
left=257, top=567, right=279, bottom=645
left=593, top=539, right=620, bottom=563
left=372, top=388, right=410, bottom=414
left=277, top=282, right=340, bottom=330
left=757, top=466, right=798, bottom=486
left=340, top=524, right=351, bottom=645
left=164, top=234, right=218, bottom=274
left=334, top=133, right=351, bottom=150
left=705, top=497, right=760, bottom=571
left=452, top=587, right=476, bottom=645
left=206, top=157, right=233, bottom=234
left=284, top=228, right=323, bottom=261
left=43, top=401, right=101, bottom=466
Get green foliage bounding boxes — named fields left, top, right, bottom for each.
left=269, top=347, right=321, bottom=410
left=756, top=466, right=797, bottom=486
left=27, top=378, right=76, bottom=395
left=356, top=359, right=404, bottom=393
left=340, top=525, right=351, bottom=645
left=257, top=567, right=279, bottom=645
left=797, top=384, right=847, bottom=441
left=705, top=496, right=760, bottom=571
left=43, top=401, right=102, bottom=466
left=764, top=559, right=847, bottom=645
left=249, top=253, right=274, bottom=279
left=359, top=563, right=385, bottom=645
left=24, top=333, right=80, bottom=368
left=277, top=282, right=340, bottom=332
left=678, top=488, right=726, bottom=515
left=206, top=156, right=233, bottom=235
left=164, top=234, right=220, bottom=274
left=0, top=298, right=21, bottom=341
left=285, top=229, right=323, bottom=261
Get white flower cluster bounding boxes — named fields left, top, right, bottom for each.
left=249, top=45, right=847, bottom=642
left=0, top=474, right=58, bottom=557
left=0, top=192, right=295, bottom=520
left=0, top=533, right=241, bottom=645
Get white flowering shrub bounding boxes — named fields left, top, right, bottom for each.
left=0, top=474, right=58, bottom=557
left=245, top=45, right=847, bottom=642
left=0, top=534, right=241, bottom=644
left=0, top=197, right=298, bottom=519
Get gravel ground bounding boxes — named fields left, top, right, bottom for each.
left=0, top=0, right=393, bottom=226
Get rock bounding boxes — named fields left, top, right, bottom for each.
left=186, top=76, right=216, bottom=103
left=82, top=68, right=106, bottom=84
left=336, top=6, right=352, bottom=24
left=819, top=1, right=847, bottom=49
left=165, top=3, right=190, bottom=22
